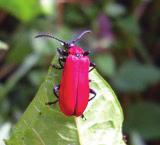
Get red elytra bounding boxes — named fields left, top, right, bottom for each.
left=59, top=46, right=90, bottom=116
left=35, top=30, right=96, bottom=117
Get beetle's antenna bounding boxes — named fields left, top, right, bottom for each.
left=35, top=34, right=65, bottom=44
left=72, top=30, right=92, bottom=43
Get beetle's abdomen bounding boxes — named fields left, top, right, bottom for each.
left=59, top=54, right=90, bottom=116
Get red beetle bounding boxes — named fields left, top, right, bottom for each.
left=35, top=30, right=96, bottom=117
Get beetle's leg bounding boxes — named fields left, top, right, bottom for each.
left=81, top=114, right=87, bottom=120
left=84, top=50, right=90, bottom=56
left=89, top=88, right=96, bottom=101
left=89, top=62, right=96, bottom=72
left=89, top=79, right=94, bottom=82
left=45, top=85, right=60, bottom=105
left=50, top=56, right=66, bottom=70
left=53, top=85, right=60, bottom=98
left=45, top=100, right=58, bottom=105
left=57, top=48, right=68, bottom=56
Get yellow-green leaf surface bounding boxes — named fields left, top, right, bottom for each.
left=5, top=54, right=126, bottom=145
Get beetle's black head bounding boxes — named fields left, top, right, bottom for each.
left=35, top=30, right=91, bottom=49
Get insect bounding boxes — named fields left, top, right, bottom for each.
left=35, top=30, right=96, bottom=117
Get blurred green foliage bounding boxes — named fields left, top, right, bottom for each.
left=0, top=0, right=160, bottom=145
left=113, top=60, right=160, bottom=92
left=0, top=0, right=41, bottom=22
left=125, top=102, right=160, bottom=140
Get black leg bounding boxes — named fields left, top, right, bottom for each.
left=123, top=135, right=128, bottom=143
left=81, top=114, right=87, bottom=120
left=53, top=85, right=60, bottom=98
left=50, top=56, right=66, bottom=70
left=45, top=100, right=58, bottom=105
left=84, top=50, right=90, bottom=56
left=89, top=62, right=96, bottom=72
left=45, top=85, right=60, bottom=105
left=89, top=88, right=96, bottom=101
left=57, top=48, right=68, bottom=56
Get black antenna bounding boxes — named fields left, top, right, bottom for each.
left=35, top=34, right=65, bottom=44
left=72, top=30, right=92, bottom=43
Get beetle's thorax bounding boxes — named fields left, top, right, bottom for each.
left=68, top=46, right=84, bottom=55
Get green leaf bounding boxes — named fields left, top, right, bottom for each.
left=125, top=102, right=160, bottom=140
left=0, top=0, right=40, bottom=22
left=5, top=53, right=126, bottom=145
left=113, top=60, right=160, bottom=92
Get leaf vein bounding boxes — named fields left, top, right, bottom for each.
left=32, top=128, right=46, bottom=145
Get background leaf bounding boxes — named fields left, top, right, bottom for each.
left=113, top=60, right=160, bottom=92
left=5, top=53, right=126, bottom=145
left=0, top=0, right=41, bottom=22
left=124, top=102, right=160, bottom=140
